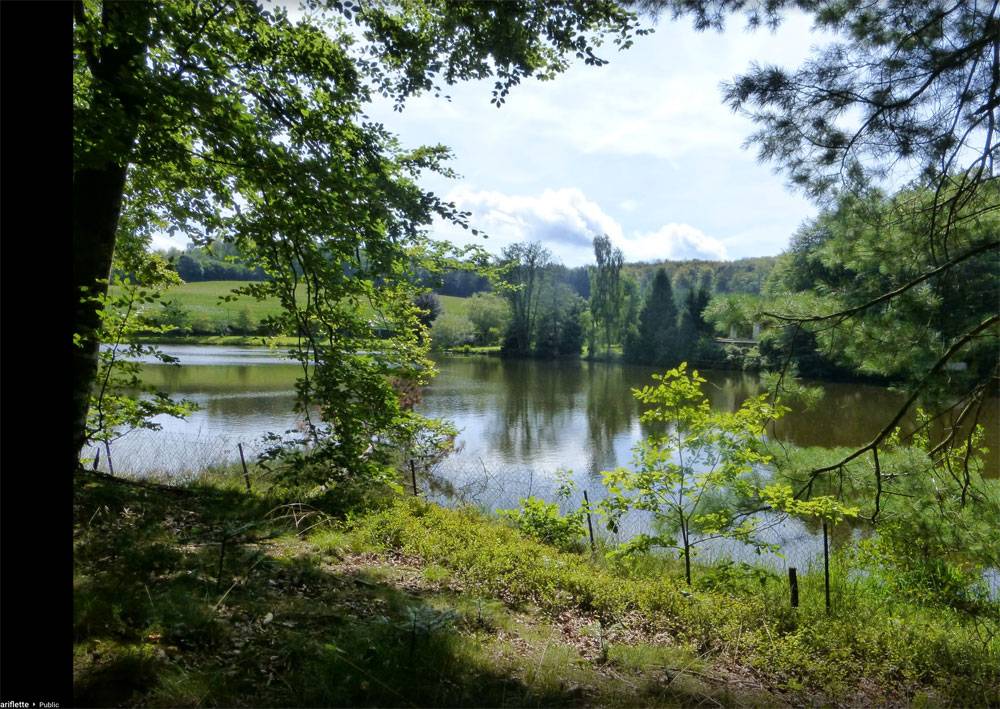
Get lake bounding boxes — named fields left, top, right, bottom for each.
left=86, top=345, right=999, bottom=572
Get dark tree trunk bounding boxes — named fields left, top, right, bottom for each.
left=71, top=1, right=152, bottom=466
left=72, top=163, right=131, bottom=460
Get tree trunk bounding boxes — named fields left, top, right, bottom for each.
left=72, top=163, right=131, bottom=461
left=683, top=535, right=691, bottom=586
left=71, top=1, right=152, bottom=466
left=679, top=512, right=692, bottom=586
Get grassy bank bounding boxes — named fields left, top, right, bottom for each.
left=124, top=281, right=474, bottom=342
left=74, top=467, right=998, bottom=707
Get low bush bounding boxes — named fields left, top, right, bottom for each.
left=348, top=497, right=1000, bottom=705
left=499, top=496, right=586, bottom=552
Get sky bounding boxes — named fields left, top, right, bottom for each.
left=153, top=6, right=837, bottom=268
left=357, top=9, right=837, bottom=268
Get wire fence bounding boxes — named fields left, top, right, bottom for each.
left=75, top=434, right=892, bottom=583
left=419, top=456, right=830, bottom=573
left=78, top=432, right=828, bottom=571
left=80, top=431, right=272, bottom=481
left=77, top=430, right=999, bottom=595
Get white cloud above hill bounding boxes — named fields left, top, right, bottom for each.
left=443, top=187, right=728, bottom=266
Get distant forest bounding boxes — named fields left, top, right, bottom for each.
left=157, top=242, right=776, bottom=300
left=420, top=255, right=776, bottom=299
left=158, top=243, right=269, bottom=282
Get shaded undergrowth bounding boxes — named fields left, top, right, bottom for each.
left=74, top=471, right=764, bottom=707
left=73, top=470, right=998, bottom=707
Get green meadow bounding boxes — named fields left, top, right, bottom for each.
left=114, top=280, right=472, bottom=341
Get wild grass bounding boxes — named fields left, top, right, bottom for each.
left=349, top=497, right=1000, bottom=705
left=74, top=469, right=735, bottom=706
left=74, top=469, right=999, bottom=707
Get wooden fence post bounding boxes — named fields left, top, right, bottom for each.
left=583, top=489, right=596, bottom=554
left=238, top=442, right=251, bottom=493
left=788, top=567, right=799, bottom=608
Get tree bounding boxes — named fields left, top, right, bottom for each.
left=413, top=292, right=442, bottom=330
left=684, top=284, right=711, bottom=336
left=558, top=296, right=588, bottom=356
left=73, top=1, right=648, bottom=468
left=175, top=253, right=203, bottom=282
left=600, top=364, right=790, bottom=585
left=616, top=273, right=642, bottom=359
left=639, top=0, right=999, bottom=490
left=703, top=293, right=758, bottom=340
left=766, top=188, right=999, bottom=381
left=429, top=313, right=474, bottom=352
left=534, top=281, right=586, bottom=358
left=675, top=306, right=697, bottom=363
left=589, top=233, right=625, bottom=357
left=624, top=268, right=679, bottom=364
left=466, top=292, right=510, bottom=346
left=83, top=252, right=197, bottom=472
left=499, top=242, right=552, bottom=356
left=429, top=269, right=492, bottom=297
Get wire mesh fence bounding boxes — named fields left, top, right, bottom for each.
left=81, top=429, right=830, bottom=573
left=79, top=431, right=272, bottom=481
left=419, top=456, right=829, bottom=573
left=77, top=429, right=1000, bottom=597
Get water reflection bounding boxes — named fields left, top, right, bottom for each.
left=98, top=347, right=997, bottom=573
left=422, top=357, right=998, bottom=482
left=124, top=348, right=999, bottom=481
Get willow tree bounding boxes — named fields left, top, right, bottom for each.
left=72, top=1, right=648, bottom=474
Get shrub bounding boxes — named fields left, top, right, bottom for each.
left=430, top=313, right=474, bottom=351
left=499, top=496, right=585, bottom=552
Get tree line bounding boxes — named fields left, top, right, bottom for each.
left=156, top=243, right=268, bottom=282
left=447, top=236, right=724, bottom=365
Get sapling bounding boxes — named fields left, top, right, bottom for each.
left=600, top=364, right=788, bottom=585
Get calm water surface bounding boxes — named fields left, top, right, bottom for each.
left=95, top=346, right=998, bottom=571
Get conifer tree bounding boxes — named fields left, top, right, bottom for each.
left=626, top=268, right=680, bottom=365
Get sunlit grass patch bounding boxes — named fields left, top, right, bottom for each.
left=422, top=563, right=452, bottom=584
left=606, top=641, right=705, bottom=674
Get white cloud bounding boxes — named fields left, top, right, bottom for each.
left=444, top=186, right=623, bottom=265
left=440, top=186, right=727, bottom=266
left=355, top=11, right=832, bottom=260
left=393, top=11, right=833, bottom=163
left=621, top=223, right=728, bottom=262
left=150, top=231, right=191, bottom=252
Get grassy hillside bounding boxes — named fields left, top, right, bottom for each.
left=114, top=281, right=473, bottom=339
left=110, top=281, right=295, bottom=335
left=435, top=294, right=471, bottom=318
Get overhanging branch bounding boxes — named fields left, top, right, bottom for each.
left=795, top=313, right=999, bottom=497
left=763, top=239, right=999, bottom=324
